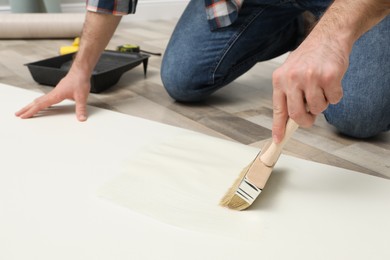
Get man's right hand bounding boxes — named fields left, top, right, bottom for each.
left=15, top=71, right=91, bottom=121
left=271, top=0, right=390, bottom=143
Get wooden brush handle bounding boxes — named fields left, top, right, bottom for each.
left=260, top=119, right=299, bottom=167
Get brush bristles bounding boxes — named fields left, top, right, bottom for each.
left=225, top=195, right=250, bottom=211
left=220, top=163, right=251, bottom=211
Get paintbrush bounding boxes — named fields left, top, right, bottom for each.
left=220, top=118, right=299, bottom=210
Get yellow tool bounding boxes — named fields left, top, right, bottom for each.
left=59, top=37, right=80, bottom=55
left=116, top=44, right=141, bottom=53
left=117, top=44, right=162, bottom=56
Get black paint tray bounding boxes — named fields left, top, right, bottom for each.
left=26, top=50, right=150, bottom=93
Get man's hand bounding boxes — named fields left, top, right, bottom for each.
left=272, top=32, right=347, bottom=143
left=15, top=70, right=91, bottom=121
left=271, top=0, right=390, bottom=143
left=15, top=11, right=122, bottom=121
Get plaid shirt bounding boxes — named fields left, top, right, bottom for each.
left=204, top=0, right=243, bottom=30
left=86, top=0, right=138, bottom=15
left=86, top=0, right=243, bottom=30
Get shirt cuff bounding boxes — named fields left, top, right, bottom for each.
left=87, top=6, right=131, bottom=16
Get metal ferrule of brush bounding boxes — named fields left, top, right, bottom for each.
left=235, top=176, right=262, bottom=204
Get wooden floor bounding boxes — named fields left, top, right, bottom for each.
left=1, top=19, right=389, bottom=178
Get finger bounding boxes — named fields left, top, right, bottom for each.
left=272, top=89, right=288, bottom=144
left=16, top=97, right=51, bottom=119
left=323, top=83, right=343, bottom=104
left=15, top=102, right=34, bottom=117
left=16, top=107, right=38, bottom=119
left=300, top=68, right=329, bottom=115
left=17, top=101, right=49, bottom=119
left=287, top=89, right=315, bottom=128
left=305, top=87, right=329, bottom=115
left=75, top=95, right=88, bottom=122
left=16, top=92, right=64, bottom=119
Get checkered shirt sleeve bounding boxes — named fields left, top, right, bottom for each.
left=86, top=0, right=243, bottom=30
left=205, top=0, right=244, bottom=30
left=86, top=0, right=138, bottom=15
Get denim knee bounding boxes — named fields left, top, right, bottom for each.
left=161, top=66, right=199, bottom=102
left=324, top=105, right=389, bottom=139
left=160, top=58, right=216, bottom=103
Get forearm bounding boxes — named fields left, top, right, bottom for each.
left=309, top=0, right=390, bottom=53
left=70, top=11, right=122, bottom=77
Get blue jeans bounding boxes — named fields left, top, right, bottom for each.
left=161, top=0, right=390, bottom=138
